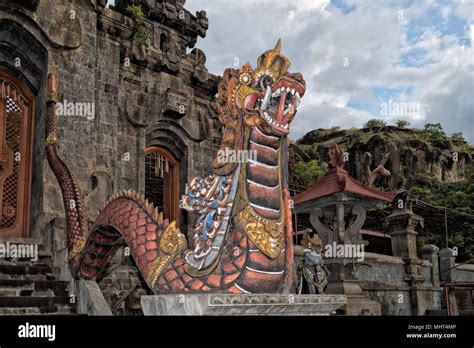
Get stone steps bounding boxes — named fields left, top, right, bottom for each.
left=0, top=263, right=54, bottom=275
left=0, top=296, right=70, bottom=307
left=0, top=256, right=53, bottom=267
left=0, top=258, right=76, bottom=315
left=0, top=287, right=68, bottom=297
left=0, top=279, right=68, bottom=290
left=0, top=305, right=75, bottom=315
left=0, top=273, right=55, bottom=281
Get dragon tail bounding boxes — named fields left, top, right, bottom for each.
left=45, top=74, right=187, bottom=285
left=45, top=73, right=90, bottom=277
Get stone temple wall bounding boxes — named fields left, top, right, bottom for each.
left=352, top=253, right=442, bottom=315
left=0, top=0, right=220, bottom=257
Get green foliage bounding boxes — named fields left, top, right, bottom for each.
left=409, top=165, right=474, bottom=214
left=125, top=4, right=150, bottom=46
left=125, top=5, right=145, bottom=23
left=422, top=123, right=446, bottom=141
left=418, top=233, right=474, bottom=261
left=424, top=123, right=444, bottom=133
left=410, top=186, right=430, bottom=197
left=291, top=160, right=328, bottom=188
left=364, top=118, right=387, bottom=128
left=447, top=191, right=469, bottom=207
left=395, top=119, right=410, bottom=128
left=410, top=164, right=474, bottom=261
left=451, top=132, right=466, bottom=142
left=135, top=25, right=150, bottom=45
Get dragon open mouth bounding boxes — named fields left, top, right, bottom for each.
left=244, top=78, right=305, bottom=136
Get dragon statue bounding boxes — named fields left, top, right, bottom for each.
left=46, top=40, right=306, bottom=294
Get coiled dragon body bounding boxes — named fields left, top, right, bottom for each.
left=46, top=40, right=306, bottom=294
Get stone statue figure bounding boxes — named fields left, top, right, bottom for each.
left=297, top=235, right=330, bottom=294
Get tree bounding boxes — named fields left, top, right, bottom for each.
left=409, top=164, right=474, bottom=261
left=292, top=160, right=328, bottom=188
left=364, top=119, right=387, bottom=128
left=423, top=123, right=446, bottom=141
left=423, top=123, right=444, bottom=134
left=395, top=119, right=410, bottom=128
left=450, top=132, right=465, bottom=142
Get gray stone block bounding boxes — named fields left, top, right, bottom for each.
left=141, top=294, right=347, bottom=316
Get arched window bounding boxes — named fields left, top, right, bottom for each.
left=145, top=146, right=179, bottom=224
left=0, top=70, right=35, bottom=237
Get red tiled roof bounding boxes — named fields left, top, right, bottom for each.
left=293, top=166, right=396, bottom=205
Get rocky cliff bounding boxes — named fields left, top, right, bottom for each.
left=290, top=126, right=473, bottom=191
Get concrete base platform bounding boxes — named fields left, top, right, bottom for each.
left=141, top=294, right=347, bottom=316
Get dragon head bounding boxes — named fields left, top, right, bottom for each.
left=212, top=40, right=306, bottom=175
left=243, top=39, right=306, bottom=136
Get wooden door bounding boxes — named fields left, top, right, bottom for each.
left=145, top=146, right=179, bottom=224
left=0, top=70, right=35, bottom=237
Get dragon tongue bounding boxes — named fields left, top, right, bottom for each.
left=260, top=85, right=272, bottom=110
left=275, top=92, right=287, bottom=123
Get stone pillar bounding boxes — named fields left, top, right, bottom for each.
left=439, top=248, right=455, bottom=282
left=420, top=244, right=440, bottom=288
left=386, top=195, right=426, bottom=314
left=386, top=191, right=424, bottom=260
left=386, top=210, right=423, bottom=259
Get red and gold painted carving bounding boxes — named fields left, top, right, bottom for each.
left=46, top=40, right=306, bottom=294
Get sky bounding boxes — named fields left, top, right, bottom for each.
left=108, top=0, right=474, bottom=142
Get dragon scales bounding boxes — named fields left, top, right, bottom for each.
left=46, top=40, right=306, bottom=294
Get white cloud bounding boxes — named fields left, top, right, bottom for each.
left=186, top=0, right=473, bottom=142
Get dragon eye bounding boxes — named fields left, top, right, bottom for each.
left=259, top=75, right=274, bottom=89
left=239, top=73, right=251, bottom=85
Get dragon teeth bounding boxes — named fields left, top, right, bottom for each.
left=263, top=112, right=272, bottom=122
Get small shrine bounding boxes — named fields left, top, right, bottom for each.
left=294, top=144, right=395, bottom=247
left=293, top=144, right=396, bottom=315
